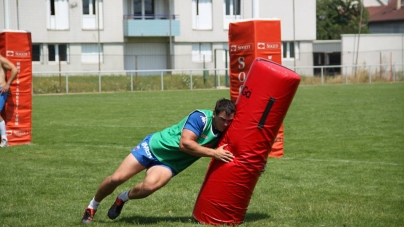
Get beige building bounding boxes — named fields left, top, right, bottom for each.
left=0, top=0, right=316, bottom=75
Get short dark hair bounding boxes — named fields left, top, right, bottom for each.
left=214, top=98, right=236, bottom=116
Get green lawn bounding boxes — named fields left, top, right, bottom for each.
left=0, top=83, right=403, bottom=227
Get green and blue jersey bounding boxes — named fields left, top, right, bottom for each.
left=149, top=109, right=221, bottom=174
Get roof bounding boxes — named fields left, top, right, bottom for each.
left=367, top=0, right=404, bottom=22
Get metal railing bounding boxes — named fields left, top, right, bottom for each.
left=32, top=64, right=403, bottom=94
left=123, top=14, right=178, bottom=20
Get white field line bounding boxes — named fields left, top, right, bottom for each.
left=281, top=157, right=403, bottom=166
left=20, top=143, right=132, bottom=149
left=49, top=123, right=161, bottom=128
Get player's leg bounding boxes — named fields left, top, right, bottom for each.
left=129, top=165, right=173, bottom=199
left=82, top=153, right=145, bottom=224
left=107, top=165, right=173, bottom=220
left=0, top=92, right=8, bottom=147
left=95, top=153, right=146, bottom=202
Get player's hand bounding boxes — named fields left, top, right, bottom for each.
left=0, top=84, right=10, bottom=93
left=214, top=144, right=234, bottom=162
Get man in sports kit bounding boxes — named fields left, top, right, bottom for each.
left=0, top=54, right=18, bottom=147
left=81, top=98, right=236, bottom=224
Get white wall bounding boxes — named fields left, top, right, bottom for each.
left=1, top=0, right=125, bottom=73
left=341, top=34, right=404, bottom=75
left=174, top=0, right=316, bottom=72
left=283, top=41, right=314, bottom=75
left=32, top=43, right=125, bottom=73
left=2, top=0, right=318, bottom=73
left=175, top=0, right=316, bottom=42
left=1, top=0, right=123, bottom=43
left=363, top=0, right=389, bottom=7
left=259, top=0, right=316, bottom=41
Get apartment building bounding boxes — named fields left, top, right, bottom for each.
left=0, top=0, right=316, bottom=74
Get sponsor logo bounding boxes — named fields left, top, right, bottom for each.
left=241, top=86, right=252, bottom=98
left=6, top=130, right=30, bottom=136
left=15, top=51, right=30, bottom=57
left=257, top=42, right=266, bottom=49
left=141, top=142, right=152, bottom=158
left=230, top=43, right=254, bottom=52
left=201, top=134, right=207, bottom=139
left=5, top=50, right=31, bottom=58
left=230, top=45, right=237, bottom=52
left=199, top=116, right=207, bottom=125
left=266, top=43, right=280, bottom=49
left=257, top=42, right=280, bottom=50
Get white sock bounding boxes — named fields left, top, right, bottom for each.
left=118, top=190, right=130, bottom=202
left=88, top=198, right=100, bottom=210
left=0, top=120, right=6, bottom=140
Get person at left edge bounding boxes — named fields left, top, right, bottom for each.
left=81, top=98, right=236, bottom=224
left=0, top=54, right=19, bottom=148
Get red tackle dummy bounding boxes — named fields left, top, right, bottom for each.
left=193, top=58, right=300, bottom=225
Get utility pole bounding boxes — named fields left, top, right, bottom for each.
left=169, top=0, right=173, bottom=70
left=354, top=0, right=363, bottom=77
left=293, top=0, right=296, bottom=71
left=97, top=0, right=101, bottom=72
left=3, top=0, right=10, bottom=29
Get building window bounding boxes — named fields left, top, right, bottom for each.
left=47, top=0, right=69, bottom=30
left=145, top=0, right=155, bottom=16
left=81, top=44, right=103, bottom=63
left=223, top=0, right=241, bottom=29
left=192, top=43, right=212, bottom=62
left=133, top=0, right=142, bottom=18
left=192, top=0, right=212, bottom=30
left=32, top=44, right=42, bottom=62
left=50, top=0, right=55, bottom=15
left=83, top=0, right=96, bottom=15
left=225, top=0, right=240, bottom=16
left=48, top=44, right=69, bottom=63
left=132, top=0, right=155, bottom=19
left=82, top=0, right=104, bottom=29
left=282, top=41, right=299, bottom=60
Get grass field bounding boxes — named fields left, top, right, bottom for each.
left=0, top=83, right=403, bottom=227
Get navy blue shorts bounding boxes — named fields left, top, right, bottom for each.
left=131, top=134, right=176, bottom=176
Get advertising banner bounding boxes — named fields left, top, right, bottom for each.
left=0, top=30, right=32, bottom=145
left=228, top=19, right=284, bottom=157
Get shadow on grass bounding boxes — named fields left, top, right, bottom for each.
left=244, top=212, right=271, bottom=222
left=102, top=212, right=270, bottom=225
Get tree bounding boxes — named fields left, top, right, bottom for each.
left=317, top=0, right=370, bottom=40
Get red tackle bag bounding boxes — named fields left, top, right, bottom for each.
left=193, top=58, right=300, bottom=225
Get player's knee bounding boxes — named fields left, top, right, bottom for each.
left=142, top=183, right=161, bottom=195
left=108, top=175, right=127, bottom=186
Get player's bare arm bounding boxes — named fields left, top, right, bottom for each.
left=0, top=55, right=18, bottom=93
left=179, top=129, right=234, bottom=162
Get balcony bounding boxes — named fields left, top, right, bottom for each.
left=123, top=14, right=180, bottom=37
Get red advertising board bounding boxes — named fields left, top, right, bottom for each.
left=0, top=30, right=32, bottom=146
left=228, top=19, right=284, bottom=157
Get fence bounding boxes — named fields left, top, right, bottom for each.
left=32, top=68, right=229, bottom=94
left=32, top=64, right=404, bottom=94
